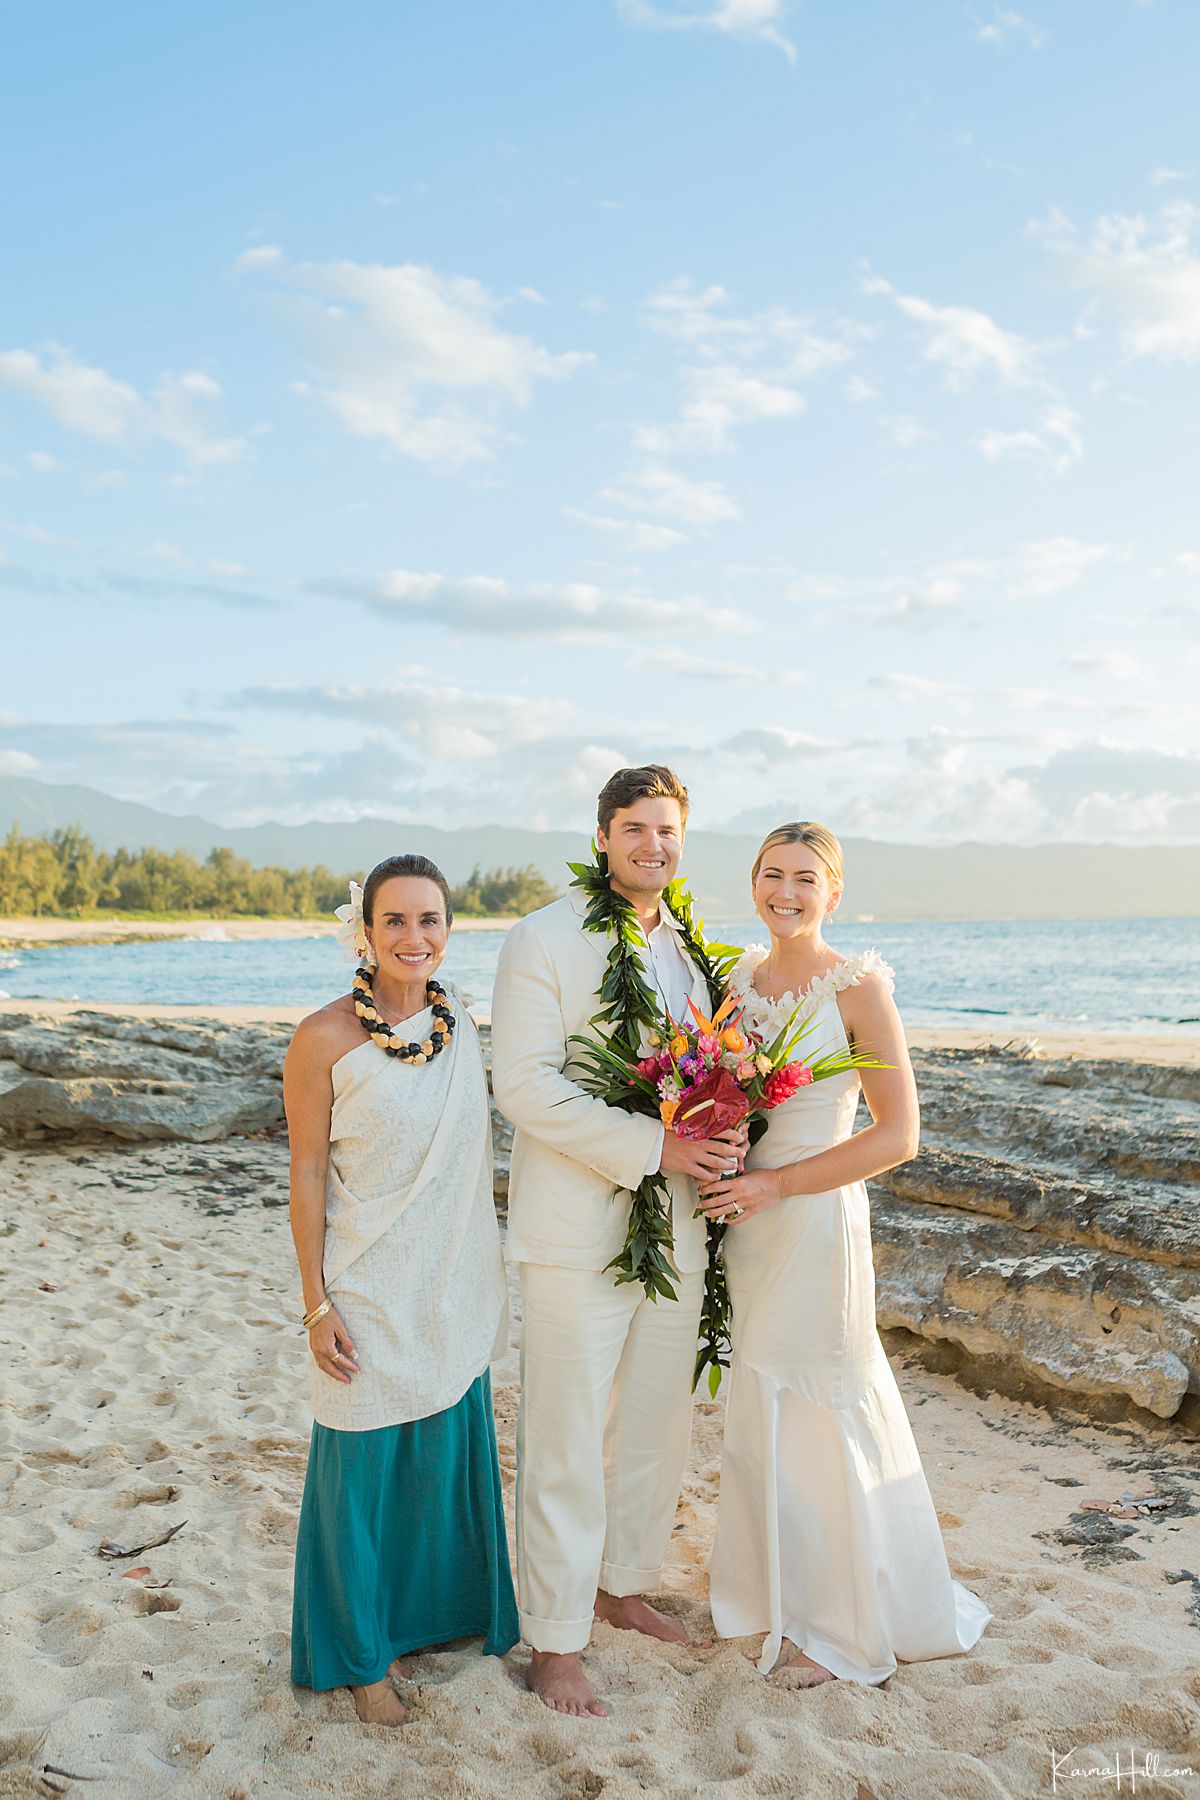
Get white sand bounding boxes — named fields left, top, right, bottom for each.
left=3, top=1137, right=1199, bottom=1799
left=0, top=916, right=517, bottom=948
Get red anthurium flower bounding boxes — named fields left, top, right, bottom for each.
left=673, top=1066, right=751, bottom=1139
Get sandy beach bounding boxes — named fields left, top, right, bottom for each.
left=1, top=1006, right=1199, bottom=1799
left=0, top=917, right=519, bottom=949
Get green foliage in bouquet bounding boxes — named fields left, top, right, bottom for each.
left=564, top=848, right=740, bottom=1310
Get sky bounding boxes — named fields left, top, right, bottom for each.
left=1, top=0, right=1198, bottom=846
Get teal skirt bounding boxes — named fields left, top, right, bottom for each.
left=290, top=1369, right=520, bottom=1690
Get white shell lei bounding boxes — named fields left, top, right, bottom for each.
left=730, top=944, right=896, bottom=1039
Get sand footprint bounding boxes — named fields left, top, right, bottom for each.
left=128, top=1588, right=182, bottom=1616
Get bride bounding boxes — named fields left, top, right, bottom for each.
left=698, top=821, right=990, bottom=1687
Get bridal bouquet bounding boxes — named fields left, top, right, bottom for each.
left=569, top=989, right=887, bottom=1394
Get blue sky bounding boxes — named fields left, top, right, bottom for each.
left=2, top=0, right=1197, bottom=843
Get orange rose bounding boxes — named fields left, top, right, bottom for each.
left=660, top=1096, right=680, bottom=1127
left=721, top=1027, right=746, bottom=1053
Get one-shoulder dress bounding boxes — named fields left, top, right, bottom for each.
left=290, top=981, right=519, bottom=1690
left=708, top=947, right=991, bottom=1683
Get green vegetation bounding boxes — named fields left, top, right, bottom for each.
left=450, top=863, right=560, bottom=916
left=0, top=827, right=560, bottom=921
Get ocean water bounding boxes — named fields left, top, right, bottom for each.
left=0, top=916, right=1197, bottom=1036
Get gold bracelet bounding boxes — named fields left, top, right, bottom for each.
left=302, top=1298, right=332, bottom=1331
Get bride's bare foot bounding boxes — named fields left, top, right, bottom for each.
left=771, top=1641, right=836, bottom=1689
left=593, top=1590, right=709, bottom=1648
left=526, top=1649, right=608, bottom=1718
left=348, top=1677, right=409, bottom=1725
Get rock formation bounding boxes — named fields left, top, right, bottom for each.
left=2, top=1012, right=1196, bottom=1420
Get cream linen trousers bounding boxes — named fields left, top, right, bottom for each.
left=516, top=1261, right=704, bottom=1654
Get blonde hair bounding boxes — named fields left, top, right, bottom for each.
left=751, top=821, right=844, bottom=891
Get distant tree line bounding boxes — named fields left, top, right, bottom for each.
left=450, top=863, right=560, bottom=916
left=0, top=826, right=560, bottom=920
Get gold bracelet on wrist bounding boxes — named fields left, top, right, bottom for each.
left=302, top=1298, right=332, bottom=1332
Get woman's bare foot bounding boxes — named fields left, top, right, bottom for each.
left=771, top=1641, right=836, bottom=1689
left=526, top=1649, right=608, bottom=1718
left=594, top=1590, right=709, bottom=1648
left=348, top=1678, right=409, bottom=1725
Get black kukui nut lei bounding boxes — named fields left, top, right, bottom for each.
left=350, top=965, right=456, bottom=1063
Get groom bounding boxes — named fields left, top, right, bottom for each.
left=491, top=763, right=740, bottom=1718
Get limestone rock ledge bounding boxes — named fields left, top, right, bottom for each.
left=0, top=1012, right=291, bottom=1144
left=869, top=1047, right=1199, bottom=1421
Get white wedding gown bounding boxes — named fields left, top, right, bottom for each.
left=708, top=947, right=991, bottom=1682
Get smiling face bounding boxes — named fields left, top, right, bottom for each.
left=752, top=842, right=842, bottom=942
left=597, top=797, right=685, bottom=901
left=364, top=876, right=449, bottom=982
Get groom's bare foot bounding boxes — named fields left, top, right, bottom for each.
left=593, top=1590, right=709, bottom=1648
left=771, top=1641, right=836, bottom=1689
left=526, top=1649, right=608, bottom=1718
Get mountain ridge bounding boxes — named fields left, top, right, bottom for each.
left=2, top=774, right=1196, bottom=921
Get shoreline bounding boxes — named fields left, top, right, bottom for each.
left=1, top=995, right=1195, bottom=1064
left=0, top=914, right=521, bottom=948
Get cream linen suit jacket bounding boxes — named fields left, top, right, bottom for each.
left=491, top=890, right=710, bottom=1276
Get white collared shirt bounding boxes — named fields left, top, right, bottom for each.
left=639, top=900, right=696, bottom=1030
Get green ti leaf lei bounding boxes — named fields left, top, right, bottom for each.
left=566, top=846, right=743, bottom=1394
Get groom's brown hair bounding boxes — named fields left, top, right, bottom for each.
left=596, top=764, right=690, bottom=835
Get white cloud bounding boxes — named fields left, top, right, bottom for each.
left=975, top=10, right=1048, bottom=50
left=151, top=372, right=246, bottom=467
left=0, top=347, right=245, bottom=468
left=1008, top=536, right=1110, bottom=595
left=237, top=678, right=571, bottom=762
left=846, top=577, right=966, bottom=627
left=865, top=276, right=1043, bottom=388
left=1038, top=200, right=1200, bottom=363
left=1151, top=168, right=1186, bottom=188
left=634, top=363, right=806, bottom=452
left=0, top=347, right=140, bottom=440
left=1063, top=649, right=1151, bottom=681
left=234, top=244, right=284, bottom=269
left=563, top=509, right=690, bottom=552
left=884, top=414, right=935, bottom=448
left=27, top=451, right=58, bottom=473
left=245, top=251, right=593, bottom=464
left=616, top=0, right=796, bottom=62
left=977, top=403, right=1084, bottom=474
left=600, top=464, right=743, bottom=524
left=636, top=281, right=863, bottom=452
left=311, top=566, right=749, bottom=638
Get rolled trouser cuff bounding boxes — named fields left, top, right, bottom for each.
left=520, top=1609, right=595, bottom=1654
left=598, top=1560, right=662, bottom=1599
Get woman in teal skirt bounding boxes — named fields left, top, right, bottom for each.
left=285, top=854, right=519, bottom=1725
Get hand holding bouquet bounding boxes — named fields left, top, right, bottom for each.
left=569, top=986, right=888, bottom=1394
